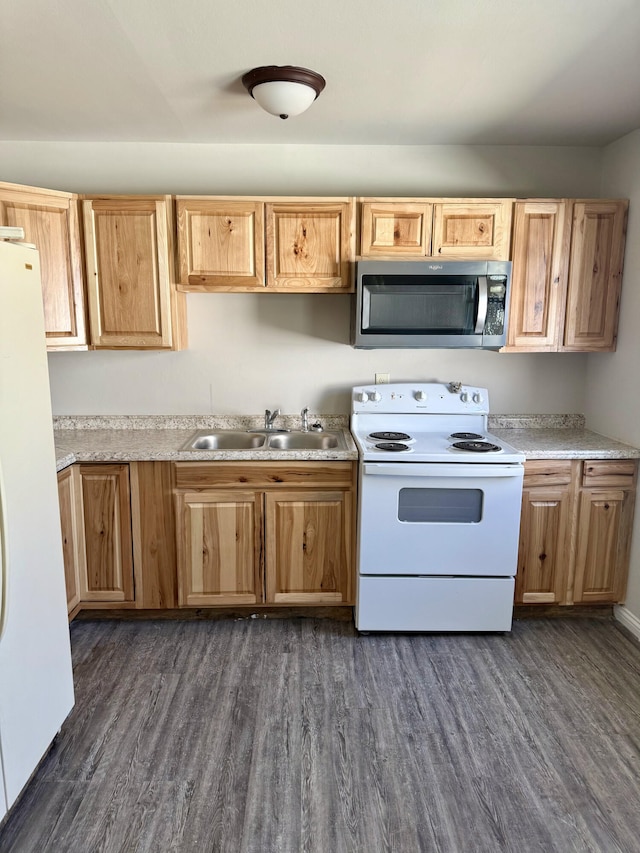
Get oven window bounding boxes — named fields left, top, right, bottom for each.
left=398, top=488, right=483, bottom=523
left=362, top=278, right=478, bottom=334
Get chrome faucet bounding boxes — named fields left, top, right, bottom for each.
left=300, top=407, right=309, bottom=432
left=265, top=408, right=280, bottom=430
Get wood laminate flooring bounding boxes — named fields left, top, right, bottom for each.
left=2, top=616, right=640, bottom=852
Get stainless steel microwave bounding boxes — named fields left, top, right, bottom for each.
left=352, top=260, right=512, bottom=349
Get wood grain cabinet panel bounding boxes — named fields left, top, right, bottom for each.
left=515, top=484, right=575, bottom=605
left=83, top=196, right=186, bottom=349
left=265, top=490, right=352, bottom=604
left=129, top=462, right=178, bottom=609
left=0, top=181, right=87, bottom=350
left=507, top=199, right=628, bottom=353
left=359, top=201, right=432, bottom=256
left=563, top=201, right=628, bottom=351
left=174, top=462, right=356, bottom=608
left=432, top=200, right=513, bottom=260
left=57, top=467, right=83, bottom=615
left=505, top=201, right=571, bottom=351
left=358, top=198, right=512, bottom=260
left=516, top=459, right=637, bottom=607
left=175, top=490, right=263, bottom=606
left=76, top=464, right=134, bottom=603
left=266, top=200, right=355, bottom=291
left=176, top=198, right=265, bottom=290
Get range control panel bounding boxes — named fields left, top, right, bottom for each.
left=352, top=382, right=489, bottom=415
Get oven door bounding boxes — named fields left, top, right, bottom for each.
left=358, top=462, right=523, bottom=577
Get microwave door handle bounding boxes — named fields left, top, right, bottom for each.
left=475, top=275, right=488, bottom=334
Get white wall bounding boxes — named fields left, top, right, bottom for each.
left=0, top=140, right=602, bottom=415
left=588, top=129, right=640, bottom=618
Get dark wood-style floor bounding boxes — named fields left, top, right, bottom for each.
left=2, top=615, right=640, bottom=852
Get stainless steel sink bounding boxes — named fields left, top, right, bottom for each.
left=183, top=430, right=266, bottom=450
left=181, top=428, right=343, bottom=452
left=266, top=432, right=340, bottom=450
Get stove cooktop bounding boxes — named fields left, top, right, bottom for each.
left=351, top=382, right=525, bottom=463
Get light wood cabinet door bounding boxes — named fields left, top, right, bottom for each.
left=506, top=201, right=571, bottom=351
left=83, top=196, right=186, bottom=349
left=573, top=487, right=635, bottom=603
left=175, top=490, right=263, bottom=606
left=432, top=200, right=513, bottom=260
left=265, top=200, right=355, bottom=291
left=77, top=464, right=134, bottom=603
left=515, top=485, right=574, bottom=605
left=176, top=198, right=265, bottom=290
left=360, top=201, right=432, bottom=256
left=57, top=467, right=82, bottom=615
left=0, top=182, right=87, bottom=349
left=264, top=490, right=353, bottom=604
left=563, top=200, right=628, bottom=351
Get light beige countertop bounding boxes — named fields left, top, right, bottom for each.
left=489, top=415, right=640, bottom=460
left=54, top=415, right=358, bottom=471
left=53, top=414, right=640, bottom=471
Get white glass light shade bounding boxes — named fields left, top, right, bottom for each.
left=251, top=80, right=317, bottom=118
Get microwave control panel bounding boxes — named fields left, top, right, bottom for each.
left=484, top=279, right=507, bottom=336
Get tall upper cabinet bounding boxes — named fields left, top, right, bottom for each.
left=0, top=181, right=87, bottom=349
left=82, top=196, right=187, bottom=349
left=505, top=199, right=628, bottom=352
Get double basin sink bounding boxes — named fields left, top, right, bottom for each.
left=182, top=429, right=343, bottom=452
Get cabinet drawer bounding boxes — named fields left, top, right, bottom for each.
left=174, top=461, right=355, bottom=490
left=582, top=460, right=637, bottom=488
left=523, top=460, right=575, bottom=488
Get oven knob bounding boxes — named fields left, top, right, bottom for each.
left=414, top=391, right=427, bottom=402
left=369, top=390, right=382, bottom=402
left=460, top=392, right=470, bottom=403
left=473, top=392, right=484, bottom=404
left=356, top=391, right=369, bottom=403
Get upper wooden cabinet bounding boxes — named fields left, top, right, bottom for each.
left=563, top=201, right=628, bottom=351
left=176, top=198, right=265, bottom=289
left=506, top=199, right=628, bottom=352
left=0, top=181, right=87, bottom=350
left=265, top=201, right=354, bottom=291
left=359, top=198, right=513, bottom=260
left=176, top=197, right=355, bottom=292
left=82, top=196, right=187, bottom=349
left=506, top=200, right=572, bottom=351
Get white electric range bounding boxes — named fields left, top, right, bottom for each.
left=351, top=381, right=525, bottom=632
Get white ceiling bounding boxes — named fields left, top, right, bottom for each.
left=3, top=0, right=640, bottom=147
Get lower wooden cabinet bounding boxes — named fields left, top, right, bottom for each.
left=515, top=459, right=637, bottom=606
left=76, top=464, right=135, bottom=604
left=174, top=462, right=356, bottom=607
left=175, top=490, right=263, bottom=606
left=265, top=490, right=353, bottom=604
left=57, top=468, right=82, bottom=615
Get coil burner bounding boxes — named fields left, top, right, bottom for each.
left=368, top=431, right=412, bottom=442
left=450, top=432, right=484, bottom=440
left=452, top=440, right=501, bottom=453
left=374, top=442, right=410, bottom=452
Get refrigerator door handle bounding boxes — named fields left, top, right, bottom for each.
left=0, top=462, right=8, bottom=642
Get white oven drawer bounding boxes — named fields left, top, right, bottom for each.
left=356, top=575, right=515, bottom=632
left=358, top=463, right=523, bottom=578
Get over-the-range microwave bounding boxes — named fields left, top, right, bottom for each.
left=352, top=259, right=512, bottom=350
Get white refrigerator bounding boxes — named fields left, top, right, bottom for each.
left=0, top=237, right=74, bottom=821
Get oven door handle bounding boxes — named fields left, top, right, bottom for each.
left=363, top=463, right=524, bottom=478
left=475, top=275, right=488, bottom=334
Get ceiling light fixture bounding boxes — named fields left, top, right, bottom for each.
left=241, top=65, right=326, bottom=120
